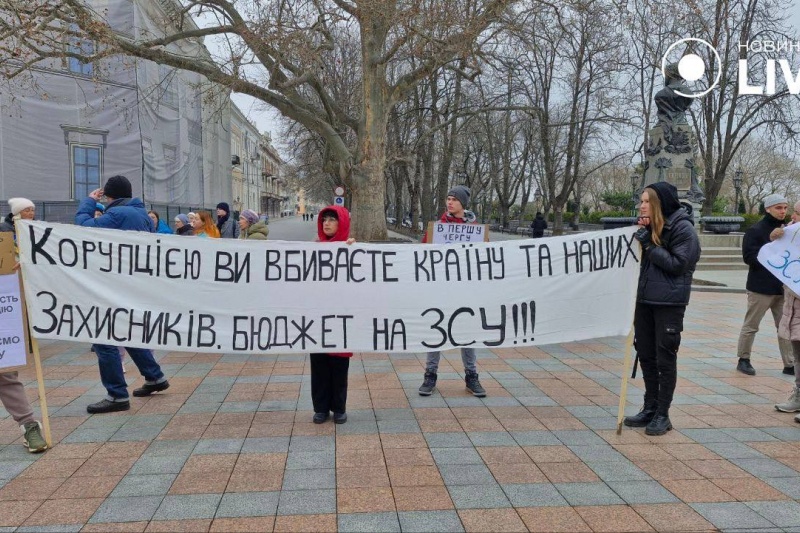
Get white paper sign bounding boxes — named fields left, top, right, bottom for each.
left=431, top=222, right=488, bottom=244
left=759, top=222, right=800, bottom=293
left=0, top=274, right=28, bottom=369
left=17, top=220, right=640, bottom=354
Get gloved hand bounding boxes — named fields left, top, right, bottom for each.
left=633, top=226, right=652, bottom=250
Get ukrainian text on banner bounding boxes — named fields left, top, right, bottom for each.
left=759, top=222, right=800, bottom=294
left=17, top=220, right=640, bottom=354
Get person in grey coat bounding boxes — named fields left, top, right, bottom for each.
left=216, top=202, right=240, bottom=238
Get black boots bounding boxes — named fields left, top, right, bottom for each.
left=737, top=358, right=756, bottom=375
left=645, top=413, right=672, bottom=435
left=465, top=371, right=486, bottom=397
left=623, top=401, right=658, bottom=427
left=419, top=371, right=437, bottom=396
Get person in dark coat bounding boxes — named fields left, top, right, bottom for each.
left=174, top=214, right=194, bottom=236
left=530, top=212, right=548, bottom=238
left=310, top=206, right=355, bottom=424
left=75, top=175, right=170, bottom=414
left=216, top=202, right=240, bottom=238
left=735, top=194, right=793, bottom=376
left=624, top=182, right=701, bottom=436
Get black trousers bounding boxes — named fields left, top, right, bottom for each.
left=310, top=353, right=349, bottom=414
left=634, top=303, right=686, bottom=414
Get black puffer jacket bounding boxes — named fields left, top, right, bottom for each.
left=742, top=213, right=785, bottom=295
left=637, top=184, right=702, bottom=306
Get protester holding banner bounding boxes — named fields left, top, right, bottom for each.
left=735, top=194, right=793, bottom=376
left=216, top=202, right=240, bottom=239
left=310, top=206, right=355, bottom=424
left=174, top=214, right=194, bottom=236
left=0, top=198, right=48, bottom=452
left=194, top=210, right=220, bottom=238
left=239, top=209, right=269, bottom=240
left=623, top=182, right=700, bottom=436
left=773, top=202, right=800, bottom=418
left=75, top=175, right=170, bottom=414
left=419, top=185, right=486, bottom=398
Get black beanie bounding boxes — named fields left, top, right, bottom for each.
left=103, top=175, right=132, bottom=199
left=216, top=202, right=230, bottom=214
left=647, top=182, right=682, bottom=218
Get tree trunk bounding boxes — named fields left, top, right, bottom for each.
left=552, top=207, right=564, bottom=236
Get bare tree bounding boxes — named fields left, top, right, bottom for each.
left=1, top=0, right=518, bottom=240
left=682, top=0, right=800, bottom=214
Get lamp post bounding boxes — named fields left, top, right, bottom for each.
left=630, top=175, right=639, bottom=217
left=733, top=169, right=743, bottom=215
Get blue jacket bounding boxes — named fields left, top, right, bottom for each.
left=75, top=197, right=154, bottom=232
left=155, top=219, right=173, bottom=234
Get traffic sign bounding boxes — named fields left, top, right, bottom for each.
left=334, top=196, right=345, bottom=206
left=334, top=186, right=345, bottom=196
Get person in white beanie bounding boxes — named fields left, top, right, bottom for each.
left=0, top=198, right=35, bottom=233
left=736, top=193, right=792, bottom=376
left=0, top=198, right=47, bottom=452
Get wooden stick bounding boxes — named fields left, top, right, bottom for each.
left=29, top=335, right=52, bottom=446
left=616, top=325, right=635, bottom=435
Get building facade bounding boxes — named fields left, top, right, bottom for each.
left=230, top=104, right=262, bottom=214
left=259, top=132, right=286, bottom=218
left=0, top=0, right=231, bottom=221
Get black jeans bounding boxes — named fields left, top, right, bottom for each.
left=310, top=353, right=350, bottom=414
left=634, top=303, right=686, bottom=414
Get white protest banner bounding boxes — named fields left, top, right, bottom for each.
left=0, top=274, right=28, bottom=369
left=429, top=222, right=489, bottom=244
left=17, top=220, right=640, bottom=354
left=758, top=222, right=800, bottom=293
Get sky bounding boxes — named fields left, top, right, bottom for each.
left=225, top=4, right=800, bottom=161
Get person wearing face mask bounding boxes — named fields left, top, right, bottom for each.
left=623, top=182, right=701, bottom=436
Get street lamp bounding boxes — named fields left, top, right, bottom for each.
left=733, top=169, right=743, bottom=215
left=630, top=175, right=639, bottom=217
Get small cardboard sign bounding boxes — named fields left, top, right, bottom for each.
left=0, top=232, right=30, bottom=371
left=427, top=222, right=490, bottom=244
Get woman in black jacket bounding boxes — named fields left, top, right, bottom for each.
left=624, top=182, right=701, bottom=435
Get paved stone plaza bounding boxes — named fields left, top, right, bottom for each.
left=1, top=291, right=799, bottom=532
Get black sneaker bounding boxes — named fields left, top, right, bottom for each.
left=418, top=371, right=437, bottom=396
left=623, top=402, right=658, bottom=428
left=465, top=371, right=486, bottom=397
left=333, top=412, right=347, bottom=424
left=784, top=366, right=795, bottom=375
left=87, top=399, right=130, bottom=414
left=313, top=412, right=329, bottom=424
left=645, top=414, right=672, bottom=436
left=737, top=359, right=756, bottom=376
left=133, top=380, right=170, bottom=397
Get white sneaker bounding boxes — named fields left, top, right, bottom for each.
left=775, top=387, right=800, bottom=412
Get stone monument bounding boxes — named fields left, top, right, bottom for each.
left=640, top=63, right=704, bottom=223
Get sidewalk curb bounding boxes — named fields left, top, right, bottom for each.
left=691, top=285, right=746, bottom=294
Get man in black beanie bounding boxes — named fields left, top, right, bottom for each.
left=216, top=202, right=239, bottom=238
left=419, top=184, right=486, bottom=398
left=75, top=175, right=169, bottom=413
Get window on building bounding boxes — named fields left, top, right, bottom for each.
left=67, top=34, right=94, bottom=75
left=72, top=145, right=102, bottom=199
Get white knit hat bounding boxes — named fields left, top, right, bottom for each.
left=763, top=193, right=788, bottom=209
left=8, top=198, right=34, bottom=216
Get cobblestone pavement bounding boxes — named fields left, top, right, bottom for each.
left=1, top=291, right=799, bottom=532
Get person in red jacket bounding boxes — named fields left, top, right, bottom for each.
left=419, top=186, right=486, bottom=397
left=312, top=206, right=356, bottom=424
